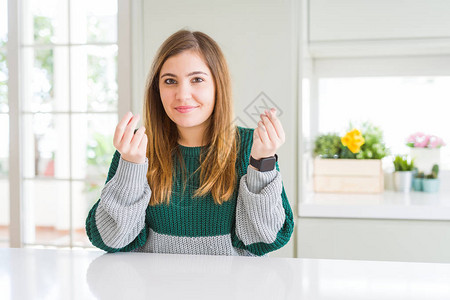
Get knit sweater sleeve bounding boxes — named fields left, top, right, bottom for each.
left=85, top=150, right=151, bottom=253
left=232, top=127, right=294, bottom=256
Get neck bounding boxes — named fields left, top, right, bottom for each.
left=177, top=122, right=209, bottom=147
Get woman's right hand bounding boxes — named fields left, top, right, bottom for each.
left=113, top=112, right=148, bottom=164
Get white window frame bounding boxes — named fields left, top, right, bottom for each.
left=7, top=0, right=133, bottom=248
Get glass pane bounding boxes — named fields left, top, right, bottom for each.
left=22, top=0, right=68, bottom=44
left=72, top=179, right=103, bottom=247
left=0, top=113, right=8, bottom=247
left=0, top=47, right=7, bottom=113
left=23, top=113, right=70, bottom=179
left=318, top=77, right=450, bottom=169
left=22, top=47, right=69, bottom=112
left=0, top=0, right=7, bottom=43
left=70, top=0, right=117, bottom=44
left=0, top=0, right=6, bottom=113
left=23, top=179, right=70, bottom=246
left=71, top=45, right=118, bottom=112
left=0, top=0, right=8, bottom=247
left=71, top=113, right=117, bottom=179
left=0, top=114, right=8, bottom=176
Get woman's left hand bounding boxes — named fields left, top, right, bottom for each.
left=250, top=108, right=286, bottom=160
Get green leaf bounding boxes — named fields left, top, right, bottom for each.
left=393, top=154, right=415, bottom=171
left=313, top=133, right=341, bottom=158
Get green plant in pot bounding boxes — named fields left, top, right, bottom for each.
left=354, top=122, right=389, bottom=159
left=312, top=122, right=388, bottom=194
left=423, top=164, right=440, bottom=193
left=393, top=155, right=415, bottom=192
left=412, top=170, right=425, bottom=191
left=313, top=122, right=389, bottom=160
left=313, top=133, right=341, bottom=158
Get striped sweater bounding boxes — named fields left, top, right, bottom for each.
left=85, top=126, right=294, bottom=256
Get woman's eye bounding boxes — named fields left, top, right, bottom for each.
left=164, top=78, right=176, bottom=84
left=192, top=77, right=204, bottom=83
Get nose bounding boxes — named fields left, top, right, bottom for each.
left=175, top=81, right=192, bottom=101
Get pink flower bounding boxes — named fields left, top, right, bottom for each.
left=406, top=132, right=445, bottom=148
left=414, top=135, right=429, bottom=148
left=429, top=136, right=439, bottom=148
left=429, top=136, right=446, bottom=148
left=406, top=135, right=416, bottom=143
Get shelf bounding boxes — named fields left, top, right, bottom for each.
left=299, top=190, right=450, bottom=221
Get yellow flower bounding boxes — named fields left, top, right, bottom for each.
left=341, top=129, right=365, bottom=153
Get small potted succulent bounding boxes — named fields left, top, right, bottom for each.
left=412, top=170, right=425, bottom=191
left=423, top=164, right=440, bottom=193
left=393, top=155, right=415, bottom=192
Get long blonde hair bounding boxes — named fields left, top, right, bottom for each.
left=143, top=29, right=238, bottom=206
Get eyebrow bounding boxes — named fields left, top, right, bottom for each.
left=160, top=71, right=209, bottom=78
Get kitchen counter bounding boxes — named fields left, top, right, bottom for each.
left=299, top=190, right=450, bottom=220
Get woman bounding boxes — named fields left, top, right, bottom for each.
left=85, top=29, right=294, bottom=256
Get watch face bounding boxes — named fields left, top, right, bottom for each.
left=260, top=157, right=276, bottom=171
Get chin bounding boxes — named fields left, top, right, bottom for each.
left=174, top=116, right=210, bottom=129
left=175, top=121, right=203, bottom=128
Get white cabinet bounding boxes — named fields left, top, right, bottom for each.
left=297, top=216, right=450, bottom=263
left=308, top=0, right=450, bottom=57
left=309, top=0, right=450, bottom=42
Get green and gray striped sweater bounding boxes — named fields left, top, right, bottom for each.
left=85, top=126, right=294, bottom=256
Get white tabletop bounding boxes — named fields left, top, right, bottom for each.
left=1, top=248, right=450, bottom=300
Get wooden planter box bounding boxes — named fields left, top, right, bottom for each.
left=313, top=158, right=384, bottom=194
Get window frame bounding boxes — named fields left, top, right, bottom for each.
left=7, top=0, right=132, bottom=248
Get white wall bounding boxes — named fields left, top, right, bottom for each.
left=134, top=0, right=302, bottom=257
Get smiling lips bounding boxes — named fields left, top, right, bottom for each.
left=175, top=106, right=198, bottom=113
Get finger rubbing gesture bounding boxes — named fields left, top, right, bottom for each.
left=113, top=111, right=148, bottom=164
left=250, top=108, right=285, bottom=161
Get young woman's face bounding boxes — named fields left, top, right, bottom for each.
left=159, top=50, right=215, bottom=131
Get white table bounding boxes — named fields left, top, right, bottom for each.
left=1, top=248, right=450, bottom=300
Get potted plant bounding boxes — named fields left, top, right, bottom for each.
left=423, top=164, right=440, bottom=193
left=406, top=132, right=445, bottom=174
left=412, top=171, right=425, bottom=191
left=313, top=133, right=341, bottom=159
left=393, top=155, right=415, bottom=192
left=313, top=122, right=389, bottom=194
left=352, top=122, right=389, bottom=160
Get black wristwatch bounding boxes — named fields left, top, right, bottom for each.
left=249, top=154, right=278, bottom=172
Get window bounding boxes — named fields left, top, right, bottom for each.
left=18, top=0, right=119, bottom=247
left=0, top=0, right=9, bottom=247
left=317, top=76, right=450, bottom=170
